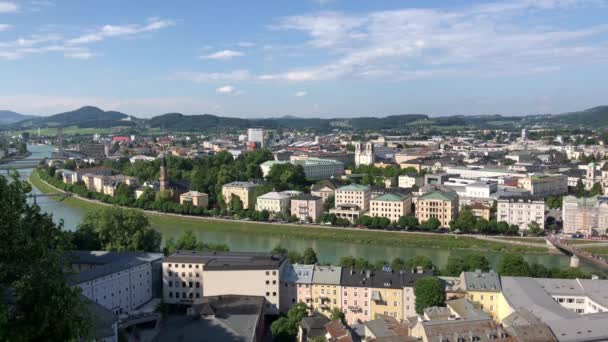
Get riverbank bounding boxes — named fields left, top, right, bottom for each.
left=28, top=169, right=552, bottom=254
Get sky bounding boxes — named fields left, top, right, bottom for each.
left=0, top=0, right=607, bottom=118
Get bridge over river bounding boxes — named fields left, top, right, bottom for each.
left=547, top=236, right=608, bottom=270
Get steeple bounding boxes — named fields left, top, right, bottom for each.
left=160, top=154, right=168, bottom=192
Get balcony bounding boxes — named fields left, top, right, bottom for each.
left=348, top=305, right=361, bottom=312
left=371, top=291, right=382, bottom=302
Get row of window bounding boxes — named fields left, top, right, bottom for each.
left=168, top=281, right=200, bottom=288
left=167, top=271, right=200, bottom=278
left=168, top=291, right=200, bottom=299
left=167, top=263, right=200, bottom=269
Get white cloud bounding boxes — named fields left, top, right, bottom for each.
left=265, top=0, right=608, bottom=81
left=0, top=24, right=11, bottom=31
left=171, top=70, right=252, bottom=83
left=295, top=91, right=308, bottom=97
left=0, top=2, right=18, bottom=13
left=215, top=85, right=241, bottom=95
left=67, top=18, right=174, bottom=45
left=200, top=49, right=244, bottom=60
left=64, top=50, right=94, bottom=59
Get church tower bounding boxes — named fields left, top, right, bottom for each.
left=160, top=154, right=168, bottom=192
left=355, top=142, right=375, bottom=167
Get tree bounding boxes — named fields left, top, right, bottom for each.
left=229, top=195, right=243, bottom=212
left=590, top=182, right=603, bottom=196
left=271, top=303, right=308, bottom=342
left=576, top=179, right=585, bottom=198
left=498, top=254, right=531, bottom=276
left=271, top=245, right=289, bottom=258
left=527, top=221, right=543, bottom=236
left=323, top=194, right=335, bottom=211
left=422, top=217, right=441, bottom=231
left=449, top=208, right=477, bottom=233
left=77, top=206, right=162, bottom=252
left=414, top=277, right=446, bottom=314
left=267, top=163, right=308, bottom=191
left=0, top=174, right=91, bottom=341
left=405, top=256, right=434, bottom=270
left=303, top=247, right=318, bottom=264
left=330, top=307, right=346, bottom=324
left=397, top=215, right=419, bottom=230
left=445, top=253, right=490, bottom=276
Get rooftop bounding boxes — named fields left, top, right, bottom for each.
left=68, top=251, right=163, bottom=285
left=372, top=193, right=408, bottom=202
left=461, top=271, right=502, bottom=292
left=312, top=265, right=342, bottom=285
left=337, top=184, right=370, bottom=192
left=223, top=181, right=258, bottom=188
left=164, top=251, right=285, bottom=271
left=418, top=190, right=458, bottom=201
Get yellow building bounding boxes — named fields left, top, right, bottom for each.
left=221, top=181, right=258, bottom=209
left=458, top=271, right=502, bottom=320
left=310, top=265, right=342, bottom=317
left=368, top=268, right=409, bottom=321
left=416, top=190, right=459, bottom=228
left=369, top=193, right=412, bottom=222
left=179, top=191, right=209, bottom=208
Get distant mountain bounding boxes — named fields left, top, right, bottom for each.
left=552, top=106, right=608, bottom=127
left=0, top=110, right=36, bottom=125
left=13, top=106, right=136, bottom=129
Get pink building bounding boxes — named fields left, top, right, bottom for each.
left=290, top=194, right=323, bottom=223
left=341, top=268, right=372, bottom=324
left=292, top=264, right=315, bottom=310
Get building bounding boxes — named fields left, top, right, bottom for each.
left=255, top=191, right=292, bottom=215
left=468, top=202, right=492, bottom=221
left=247, top=128, right=265, bottom=148
left=424, top=173, right=454, bottom=185
left=260, top=160, right=288, bottom=177
left=311, top=179, right=344, bottom=203
left=156, top=295, right=266, bottom=342
left=562, top=195, right=608, bottom=235
left=162, top=251, right=286, bottom=314
left=497, top=196, right=545, bottom=231
left=290, top=194, right=323, bottom=223
left=67, top=251, right=163, bottom=316
left=369, top=193, right=412, bottom=222
left=280, top=264, right=315, bottom=313
left=398, top=174, right=424, bottom=189
left=311, top=265, right=342, bottom=317
left=458, top=271, right=502, bottom=320
left=291, top=158, right=344, bottom=181
left=340, top=268, right=372, bottom=324
left=355, top=142, right=375, bottom=167
left=222, top=181, right=259, bottom=209
left=294, top=264, right=315, bottom=310
left=330, top=184, right=371, bottom=222
left=518, top=174, right=568, bottom=197
left=179, top=191, right=209, bottom=208
left=416, top=190, right=459, bottom=228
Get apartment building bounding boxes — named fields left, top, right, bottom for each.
left=468, top=202, right=491, bottom=221
left=398, top=174, right=424, bottom=189
left=222, top=181, right=259, bottom=209
left=330, top=184, right=371, bottom=222
left=162, top=251, right=286, bottom=314
left=369, top=193, right=412, bottom=222
left=311, top=265, right=342, bottom=317
left=497, top=196, right=545, bottom=231
left=179, top=191, right=209, bottom=208
left=256, top=191, right=292, bottom=214
left=68, top=251, right=163, bottom=316
left=458, top=271, right=503, bottom=320
left=562, top=195, right=608, bottom=235
left=280, top=264, right=314, bottom=313
left=518, top=174, right=568, bottom=197
left=290, top=194, right=323, bottom=223
left=416, top=190, right=459, bottom=228
left=340, top=269, right=372, bottom=324
left=311, top=179, right=344, bottom=203
left=292, top=158, right=344, bottom=181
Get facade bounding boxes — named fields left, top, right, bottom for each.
left=291, top=158, right=344, bottom=181
left=247, top=128, right=265, bottom=148
left=415, top=190, right=459, bottom=228
left=256, top=191, right=292, bottom=214
left=68, top=251, right=163, bottom=316
left=311, top=265, right=342, bottom=317
left=518, top=174, right=568, bottom=197
left=497, top=196, right=545, bottom=231
left=311, top=179, right=343, bottom=202
left=179, top=191, right=209, bottom=208
left=222, top=181, right=259, bottom=209
left=340, top=269, right=372, bottom=324
left=562, top=195, right=608, bottom=235
left=468, top=202, right=491, bottom=221
left=458, top=271, right=502, bottom=320
left=294, top=265, right=315, bottom=310
left=260, top=160, right=288, bottom=178
left=397, top=174, right=423, bottom=189
left=330, top=184, right=371, bottom=222
left=354, top=142, right=375, bottom=167
left=162, top=251, right=286, bottom=314
left=369, top=193, right=412, bottom=222
left=290, top=194, right=323, bottom=223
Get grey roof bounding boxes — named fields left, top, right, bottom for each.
left=291, top=193, right=322, bottom=201
left=502, top=309, right=557, bottom=342
left=447, top=298, right=491, bottom=321
left=280, top=263, right=315, bottom=284
left=223, top=181, right=258, bottom=188
left=535, top=278, right=608, bottom=311
left=312, top=265, right=342, bottom=285
left=300, top=313, right=331, bottom=339
left=157, top=295, right=265, bottom=342
left=69, top=251, right=163, bottom=285
left=340, top=268, right=432, bottom=289
left=164, top=250, right=285, bottom=271
left=462, top=271, right=502, bottom=292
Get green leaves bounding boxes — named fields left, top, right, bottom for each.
left=414, top=276, right=446, bottom=315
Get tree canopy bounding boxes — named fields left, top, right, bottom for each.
left=414, top=276, right=446, bottom=315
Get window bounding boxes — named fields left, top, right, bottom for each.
left=567, top=298, right=574, bottom=303
left=266, top=271, right=270, bottom=276
left=188, top=264, right=192, bottom=268
left=266, top=280, right=270, bottom=285
left=273, top=292, right=277, bottom=296
left=196, top=293, right=200, bottom=298
left=169, top=292, right=173, bottom=298
left=189, top=282, right=193, bottom=288
left=182, top=282, right=186, bottom=287
left=266, top=292, right=270, bottom=296
left=273, top=280, right=277, bottom=285
left=169, top=281, right=173, bottom=287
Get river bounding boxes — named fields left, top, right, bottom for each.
left=8, top=144, right=606, bottom=275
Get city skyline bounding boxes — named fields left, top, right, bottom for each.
left=1, top=0, right=607, bottom=117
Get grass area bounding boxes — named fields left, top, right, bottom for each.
left=28, top=169, right=99, bottom=215
left=580, top=246, right=608, bottom=257
left=565, top=239, right=608, bottom=245
left=493, top=237, right=547, bottom=244
left=29, top=169, right=550, bottom=254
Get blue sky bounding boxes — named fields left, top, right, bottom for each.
left=0, top=0, right=607, bottom=117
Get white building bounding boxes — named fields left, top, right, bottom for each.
left=256, top=191, right=292, bottom=214
left=68, top=251, right=163, bottom=316
left=261, top=158, right=344, bottom=180
left=355, top=142, right=375, bottom=167
left=398, top=174, right=424, bottom=189
left=562, top=195, right=608, bottom=235
left=497, top=196, right=545, bottom=231
left=330, top=184, right=371, bottom=222
left=247, top=128, right=265, bottom=148
left=162, top=251, right=287, bottom=314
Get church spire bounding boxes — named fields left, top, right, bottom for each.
left=160, top=154, right=168, bottom=192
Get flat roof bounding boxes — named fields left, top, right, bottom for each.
left=70, top=251, right=163, bottom=284
left=164, top=250, right=285, bottom=271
